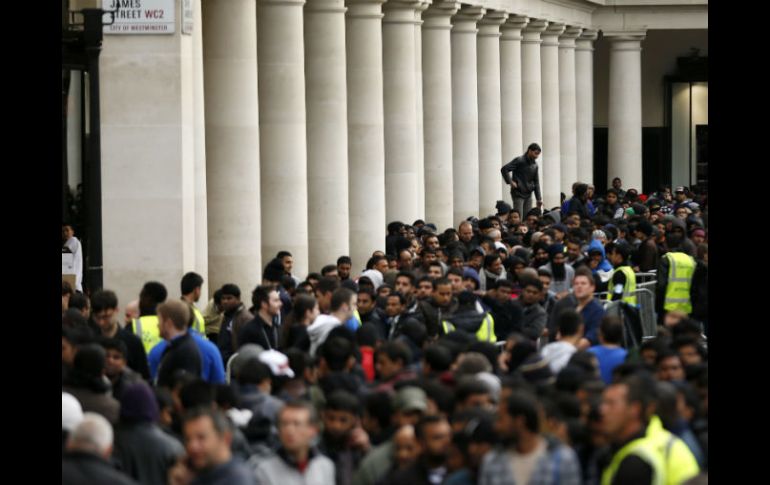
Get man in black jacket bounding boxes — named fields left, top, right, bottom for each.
left=156, top=300, right=202, bottom=388
left=381, top=415, right=452, bottom=485
left=238, top=285, right=283, bottom=351
left=91, top=290, right=150, bottom=380
left=500, top=143, right=543, bottom=219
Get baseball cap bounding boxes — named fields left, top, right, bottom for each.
left=258, top=349, right=295, bottom=378
left=392, top=386, right=428, bottom=413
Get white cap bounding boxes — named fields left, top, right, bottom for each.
left=258, top=349, right=295, bottom=378
left=62, top=392, right=84, bottom=432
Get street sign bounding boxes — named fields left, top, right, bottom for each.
left=104, top=0, right=175, bottom=35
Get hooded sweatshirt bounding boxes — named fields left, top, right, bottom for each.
left=588, top=239, right=613, bottom=284
left=307, top=314, right=342, bottom=356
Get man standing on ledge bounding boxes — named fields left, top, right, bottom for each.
left=501, top=143, right=543, bottom=218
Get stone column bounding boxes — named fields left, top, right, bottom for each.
left=346, top=0, right=386, bottom=272
left=305, top=0, right=350, bottom=271
left=521, top=19, right=547, bottom=207
left=477, top=10, right=507, bottom=216
left=540, top=22, right=565, bottom=209
left=606, top=31, right=646, bottom=191
left=558, top=26, right=581, bottom=194
left=451, top=5, right=485, bottom=224
left=383, top=0, right=421, bottom=224
left=500, top=15, right=528, bottom=205
left=258, top=0, right=309, bottom=277
left=575, top=29, right=597, bottom=185
left=100, top=5, right=198, bottom=303
left=203, top=0, right=262, bottom=294
left=192, top=0, right=209, bottom=298
left=422, top=0, right=459, bottom=231
left=414, top=0, right=430, bottom=221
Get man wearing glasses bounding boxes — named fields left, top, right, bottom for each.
left=91, top=289, right=150, bottom=380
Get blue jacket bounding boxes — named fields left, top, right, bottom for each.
left=587, top=239, right=613, bottom=273
left=149, top=332, right=225, bottom=384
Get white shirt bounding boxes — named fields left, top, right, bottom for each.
left=64, top=236, right=83, bottom=292
left=540, top=341, right=577, bottom=374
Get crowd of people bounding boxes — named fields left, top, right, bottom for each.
left=62, top=163, right=708, bottom=485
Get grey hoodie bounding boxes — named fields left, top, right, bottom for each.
left=307, top=314, right=342, bottom=356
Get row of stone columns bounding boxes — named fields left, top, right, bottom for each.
left=201, top=0, right=642, bottom=280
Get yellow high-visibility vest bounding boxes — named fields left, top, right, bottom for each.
left=132, top=315, right=161, bottom=354
left=191, top=306, right=206, bottom=337
left=441, top=313, right=496, bottom=343
left=664, top=252, right=695, bottom=313
left=610, top=266, right=637, bottom=305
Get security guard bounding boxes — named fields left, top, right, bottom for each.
left=180, top=271, right=206, bottom=337
left=131, top=281, right=168, bottom=354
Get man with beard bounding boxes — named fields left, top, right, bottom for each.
left=480, top=254, right=507, bottom=292
left=381, top=415, right=453, bottom=485
left=478, top=391, right=581, bottom=485
left=531, top=242, right=551, bottom=269
left=319, top=391, right=371, bottom=485
left=541, top=244, right=574, bottom=299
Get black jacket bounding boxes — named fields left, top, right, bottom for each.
left=157, top=332, right=202, bottom=387
left=113, top=422, right=185, bottom=485
left=482, top=295, right=524, bottom=341
left=62, top=451, right=140, bottom=485
left=237, top=315, right=280, bottom=351
left=501, top=152, right=542, bottom=200
left=114, top=327, right=151, bottom=380
left=380, top=459, right=443, bottom=485
left=415, top=298, right=458, bottom=338
left=565, top=197, right=591, bottom=219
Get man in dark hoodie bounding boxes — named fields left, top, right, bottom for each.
left=500, top=143, right=543, bottom=218
left=441, top=291, right=496, bottom=343
left=113, top=382, right=184, bottom=485
left=662, top=215, right=697, bottom=257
